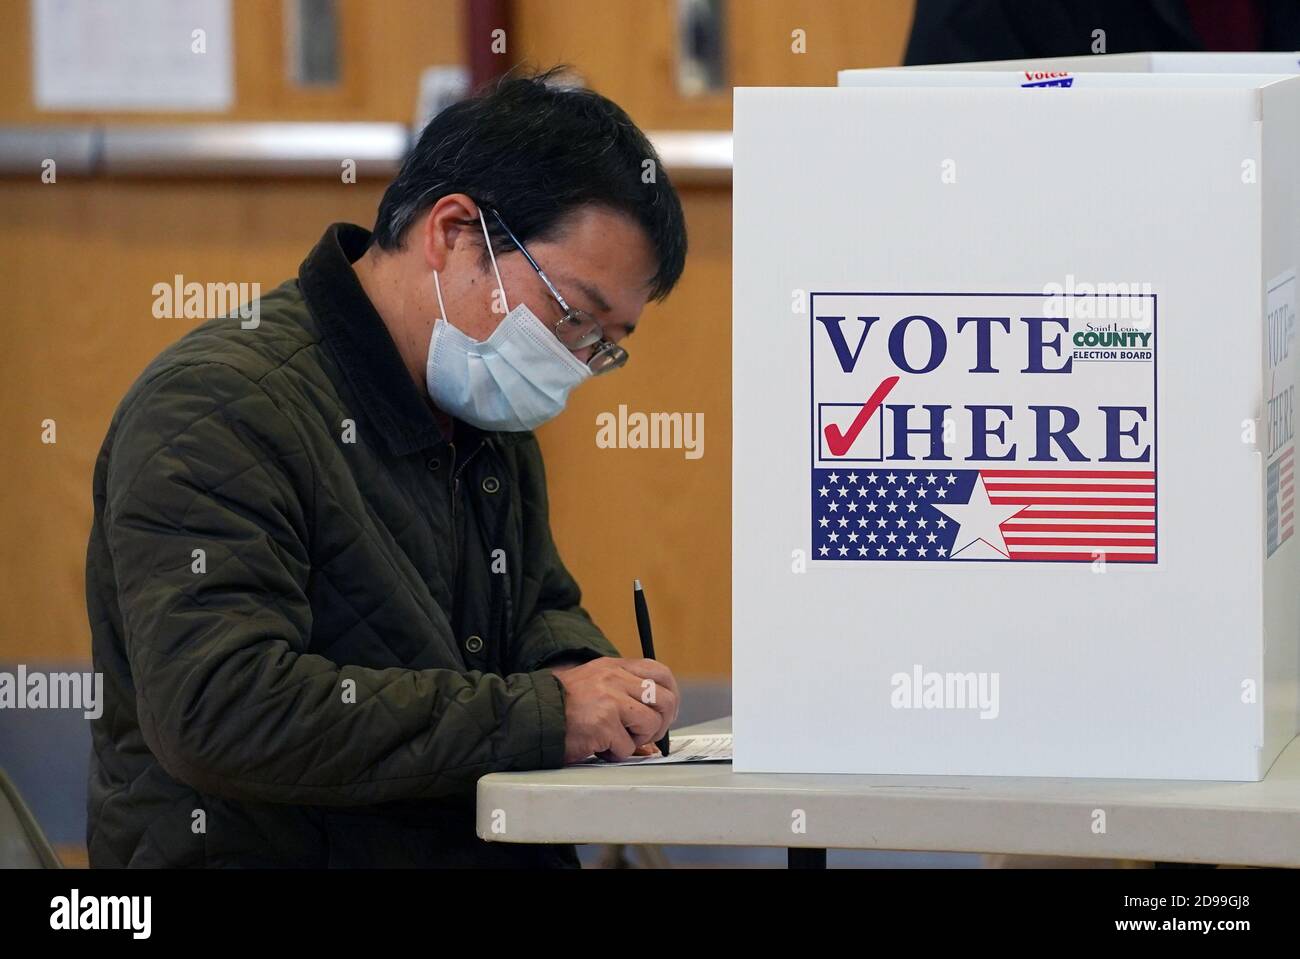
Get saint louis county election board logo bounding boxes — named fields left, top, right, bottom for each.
left=810, top=292, right=1157, bottom=563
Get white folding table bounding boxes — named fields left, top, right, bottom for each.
left=477, top=717, right=1300, bottom=867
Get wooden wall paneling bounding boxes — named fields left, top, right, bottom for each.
left=0, top=177, right=386, bottom=662
left=537, top=186, right=733, bottom=679
left=0, top=0, right=463, bottom=124
left=729, top=0, right=915, bottom=87
left=0, top=1, right=914, bottom=675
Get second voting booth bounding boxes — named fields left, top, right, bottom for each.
left=732, top=54, right=1300, bottom=781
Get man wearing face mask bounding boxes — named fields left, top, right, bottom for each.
left=85, top=69, right=686, bottom=868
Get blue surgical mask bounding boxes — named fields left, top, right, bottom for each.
left=426, top=209, right=591, bottom=431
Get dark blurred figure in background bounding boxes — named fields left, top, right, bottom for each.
left=906, top=0, right=1300, bottom=65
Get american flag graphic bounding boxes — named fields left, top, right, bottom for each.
left=1266, top=447, right=1294, bottom=557
left=812, top=467, right=1157, bottom=563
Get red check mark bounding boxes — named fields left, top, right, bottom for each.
left=823, top=375, right=899, bottom=457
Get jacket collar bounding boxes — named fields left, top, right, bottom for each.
left=298, top=222, right=528, bottom=458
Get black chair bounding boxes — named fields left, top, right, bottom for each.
left=0, top=768, right=62, bottom=868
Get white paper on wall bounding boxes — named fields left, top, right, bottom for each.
left=32, top=0, right=233, bottom=111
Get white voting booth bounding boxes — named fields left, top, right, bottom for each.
left=733, top=54, right=1300, bottom=780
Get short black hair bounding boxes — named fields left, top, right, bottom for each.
left=371, top=66, right=687, bottom=302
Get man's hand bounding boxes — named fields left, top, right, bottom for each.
left=549, top=657, right=679, bottom=763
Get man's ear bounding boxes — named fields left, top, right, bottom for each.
left=420, top=193, right=480, bottom=273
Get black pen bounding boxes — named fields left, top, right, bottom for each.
left=633, top=579, right=670, bottom=758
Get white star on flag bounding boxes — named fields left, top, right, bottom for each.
left=933, top=474, right=1023, bottom=559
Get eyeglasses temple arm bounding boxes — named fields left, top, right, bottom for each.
left=488, top=207, right=573, bottom=312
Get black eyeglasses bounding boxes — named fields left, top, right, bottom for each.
left=486, top=206, right=629, bottom=376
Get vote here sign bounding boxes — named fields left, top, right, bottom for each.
left=809, top=291, right=1157, bottom=563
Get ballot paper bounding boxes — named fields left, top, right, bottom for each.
left=571, top=733, right=732, bottom=766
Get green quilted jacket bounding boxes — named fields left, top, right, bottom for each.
left=85, top=223, right=618, bottom=867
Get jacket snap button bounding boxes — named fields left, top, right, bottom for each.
left=482, top=476, right=500, bottom=494
left=465, top=635, right=484, bottom=654
left=426, top=458, right=440, bottom=472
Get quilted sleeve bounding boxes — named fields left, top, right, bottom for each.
left=507, top=438, right=621, bottom=673
left=105, top=361, right=568, bottom=806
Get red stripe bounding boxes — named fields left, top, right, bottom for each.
left=1282, top=511, right=1294, bottom=526
left=1002, top=523, right=1155, bottom=533
left=1015, top=509, right=1155, bottom=519
left=1004, top=537, right=1153, bottom=547
left=1008, top=551, right=1155, bottom=562
left=990, top=497, right=1154, bottom=506
left=985, top=482, right=1154, bottom=492
left=1282, top=448, right=1295, bottom=462
left=980, top=469, right=1154, bottom=478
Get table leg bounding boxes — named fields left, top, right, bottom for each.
left=788, top=847, right=827, bottom=869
